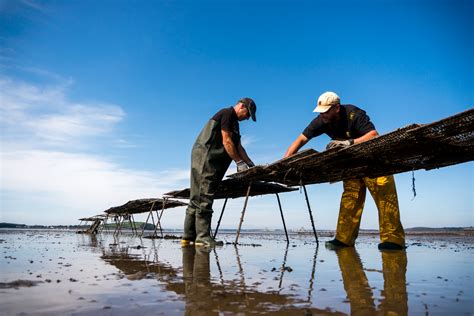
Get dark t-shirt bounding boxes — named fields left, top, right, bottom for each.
left=212, top=107, right=241, bottom=145
left=302, top=104, right=375, bottom=140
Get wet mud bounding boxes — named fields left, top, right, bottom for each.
left=0, top=229, right=473, bottom=315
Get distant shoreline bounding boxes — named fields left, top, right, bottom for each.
left=1, top=223, right=473, bottom=236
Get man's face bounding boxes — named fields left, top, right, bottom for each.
left=236, top=103, right=251, bottom=121
left=319, top=104, right=340, bottom=124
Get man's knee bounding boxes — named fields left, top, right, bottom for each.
left=186, top=206, right=197, bottom=216
left=371, top=175, right=396, bottom=188
left=343, top=179, right=364, bottom=192
left=196, top=208, right=213, bottom=216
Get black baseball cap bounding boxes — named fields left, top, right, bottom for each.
left=239, top=97, right=257, bottom=122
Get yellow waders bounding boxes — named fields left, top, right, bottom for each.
left=335, top=175, right=405, bottom=246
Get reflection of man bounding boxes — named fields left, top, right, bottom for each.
left=378, top=251, right=408, bottom=315
left=183, top=98, right=257, bottom=247
left=335, top=248, right=376, bottom=315
left=334, top=247, right=408, bottom=315
left=182, top=247, right=217, bottom=316
left=284, top=91, right=405, bottom=250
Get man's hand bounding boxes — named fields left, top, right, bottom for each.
left=236, top=160, right=250, bottom=172
left=326, top=139, right=354, bottom=150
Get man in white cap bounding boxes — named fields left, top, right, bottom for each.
left=284, top=92, right=405, bottom=250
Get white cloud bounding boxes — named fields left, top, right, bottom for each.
left=29, top=104, right=124, bottom=143
left=0, top=77, right=124, bottom=146
left=19, top=0, right=46, bottom=11
left=240, top=134, right=257, bottom=147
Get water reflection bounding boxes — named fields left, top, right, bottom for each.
left=334, top=247, right=408, bottom=315
left=100, top=238, right=178, bottom=281
left=97, top=240, right=342, bottom=315
left=94, top=236, right=408, bottom=315
left=169, top=245, right=338, bottom=315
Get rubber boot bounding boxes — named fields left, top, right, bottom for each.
left=181, top=212, right=196, bottom=246
left=325, top=238, right=351, bottom=250
left=194, top=212, right=223, bottom=247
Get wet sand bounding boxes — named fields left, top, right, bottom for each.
left=1, top=229, right=473, bottom=315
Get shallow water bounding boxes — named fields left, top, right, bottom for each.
left=1, top=229, right=473, bottom=315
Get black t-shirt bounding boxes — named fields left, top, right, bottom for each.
left=302, top=104, right=375, bottom=140
left=212, top=107, right=241, bottom=145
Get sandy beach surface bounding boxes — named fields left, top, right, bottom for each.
left=1, top=229, right=472, bottom=315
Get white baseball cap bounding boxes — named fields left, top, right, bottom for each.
left=313, top=91, right=340, bottom=113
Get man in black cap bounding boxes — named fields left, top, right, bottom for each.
left=183, top=98, right=257, bottom=246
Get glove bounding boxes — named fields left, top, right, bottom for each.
left=248, top=160, right=255, bottom=167
left=236, top=160, right=250, bottom=172
left=326, top=139, right=354, bottom=150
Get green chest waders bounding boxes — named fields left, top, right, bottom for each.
left=183, top=120, right=232, bottom=243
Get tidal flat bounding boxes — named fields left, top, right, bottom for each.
left=0, top=229, right=472, bottom=315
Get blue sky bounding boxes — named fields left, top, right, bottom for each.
left=1, top=0, right=472, bottom=229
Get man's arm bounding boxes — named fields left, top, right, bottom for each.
left=284, top=134, right=309, bottom=158
left=237, top=143, right=253, bottom=166
left=222, top=130, right=242, bottom=162
left=354, top=130, right=378, bottom=144
left=327, top=129, right=379, bottom=149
